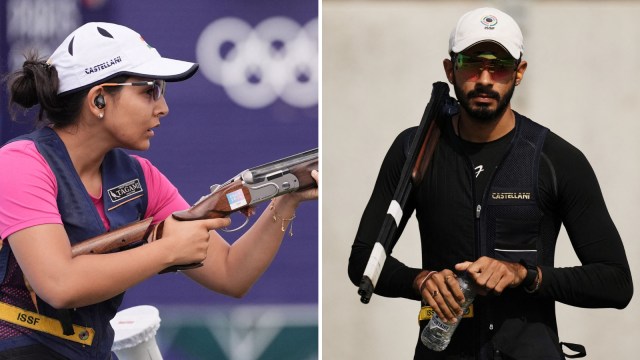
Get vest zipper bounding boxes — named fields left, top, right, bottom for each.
left=462, top=120, right=519, bottom=359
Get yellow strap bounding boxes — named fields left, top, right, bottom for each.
left=418, top=304, right=474, bottom=322
left=0, top=301, right=94, bottom=345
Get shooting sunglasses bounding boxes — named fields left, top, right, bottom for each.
left=454, top=53, right=519, bottom=81
left=101, top=80, right=166, bottom=101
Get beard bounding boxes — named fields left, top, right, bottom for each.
left=453, top=76, right=515, bottom=124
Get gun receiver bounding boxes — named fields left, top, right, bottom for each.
left=172, top=148, right=318, bottom=222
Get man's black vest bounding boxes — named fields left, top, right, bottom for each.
left=414, top=114, right=568, bottom=359
left=476, top=116, right=565, bottom=359
left=482, top=115, right=548, bottom=265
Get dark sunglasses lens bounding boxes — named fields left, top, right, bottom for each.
left=456, top=55, right=483, bottom=71
left=456, top=56, right=481, bottom=76
left=491, top=60, right=517, bottom=77
left=456, top=54, right=471, bottom=69
left=456, top=55, right=516, bottom=79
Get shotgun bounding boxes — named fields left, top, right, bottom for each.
left=71, top=148, right=318, bottom=272
left=357, top=82, right=454, bottom=304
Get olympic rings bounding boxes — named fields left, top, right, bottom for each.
left=196, top=16, right=318, bottom=109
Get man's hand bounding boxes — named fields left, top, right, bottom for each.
left=455, top=256, right=527, bottom=295
left=414, top=269, right=466, bottom=324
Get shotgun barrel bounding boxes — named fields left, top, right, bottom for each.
left=358, top=82, right=452, bottom=304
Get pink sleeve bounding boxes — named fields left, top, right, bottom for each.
left=132, top=156, right=189, bottom=224
left=0, top=141, right=62, bottom=239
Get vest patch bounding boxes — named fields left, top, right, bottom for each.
left=491, top=192, right=531, bottom=200
left=108, top=179, right=143, bottom=202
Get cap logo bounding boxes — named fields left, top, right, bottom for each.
left=84, top=56, right=122, bottom=75
left=481, top=15, right=498, bottom=29
left=139, top=36, right=153, bottom=49
left=68, top=37, right=75, bottom=55
left=96, top=26, right=114, bottom=39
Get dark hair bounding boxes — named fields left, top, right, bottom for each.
left=6, top=51, right=126, bottom=128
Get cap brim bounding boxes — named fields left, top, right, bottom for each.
left=125, top=57, right=199, bottom=82
left=452, top=38, right=521, bottom=59
left=57, top=58, right=199, bottom=96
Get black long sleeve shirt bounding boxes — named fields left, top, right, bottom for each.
left=348, top=114, right=632, bottom=358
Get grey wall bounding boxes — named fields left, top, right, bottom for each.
left=322, top=1, right=640, bottom=359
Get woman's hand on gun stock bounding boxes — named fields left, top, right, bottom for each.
left=159, top=216, right=231, bottom=267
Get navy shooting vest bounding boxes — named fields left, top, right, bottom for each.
left=0, top=127, right=148, bottom=359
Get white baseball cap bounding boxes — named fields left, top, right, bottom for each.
left=48, top=22, right=199, bottom=95
left=449, top=7, right=524, bottom=59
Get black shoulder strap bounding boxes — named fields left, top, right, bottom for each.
left=561, top=342, right=587, bottom=358
left=57, top=309, right=75, bottom=335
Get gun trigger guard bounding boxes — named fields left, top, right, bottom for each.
left=221, top=215, right=250, bottom=233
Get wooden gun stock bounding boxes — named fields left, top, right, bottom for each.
left=411, top=119, right=441, bottom=185
left=290, top=158, right=319, bottom=191
left=70, top=218, right=154, bottom=257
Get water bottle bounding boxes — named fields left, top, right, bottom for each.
left=420, top=273, right=476, bottom=351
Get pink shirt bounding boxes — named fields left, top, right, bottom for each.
left=0, top=140, right=189, bottom=239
